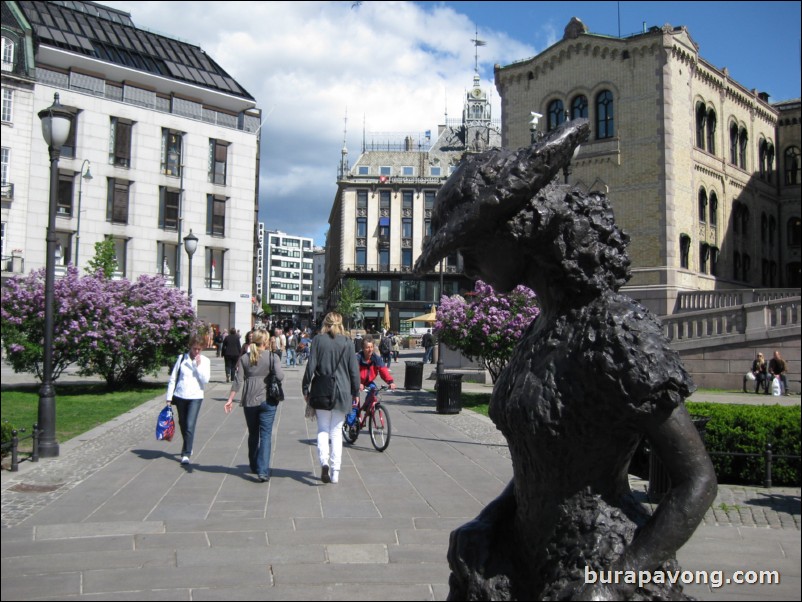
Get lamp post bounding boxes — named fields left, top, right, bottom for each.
left=436, top=258, right=444, bottom=378
left=74, top=160, right=92, bottom=268
left=37, top=93, right=74, bottom=458
left=183, top=229, right=198, bottom=302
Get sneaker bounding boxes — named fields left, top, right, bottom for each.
left=258, top=474, right=269, bottom=483
left=321, top=465, right=330, bottom=483
left=181, top=456, right=190, bottom=465
left=330, top=470, right=339, bottom=484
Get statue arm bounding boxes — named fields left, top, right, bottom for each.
left=578, top=403, right=717, bottom=599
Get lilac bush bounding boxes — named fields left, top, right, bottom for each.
left=1, top=266, right=196, bottom=389
left=435, top=280, right=539, bottom=383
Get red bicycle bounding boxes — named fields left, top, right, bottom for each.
left=342, top=384, right=392, bottom=451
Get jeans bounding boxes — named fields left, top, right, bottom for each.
left=316, top=408, right=345, bottom=471
left=423, top=347, right=434, bottom=364
left=243, top=401, right=278, bottom=476
left=286, top=348, right=296, bottom=366
left=172, top=396, right=203, bottom=457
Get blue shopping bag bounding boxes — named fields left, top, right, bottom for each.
left=156, top=403, right=175, bottom=441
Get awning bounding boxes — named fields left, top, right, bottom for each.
left=379, top=217, right=390, bottom=226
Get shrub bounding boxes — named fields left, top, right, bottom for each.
left=686, top=402, right=801, bottom=486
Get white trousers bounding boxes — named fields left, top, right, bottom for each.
left=316, top=409, right=345, bottom=471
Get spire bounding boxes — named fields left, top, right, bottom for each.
left=339, top=109, right=349, bottom=180
left=471, top=26, right=486, bottom=74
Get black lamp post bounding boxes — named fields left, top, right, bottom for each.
left=37, top=93, right=74, bottom=458
left=183, top=229, right=198, bottom=301
left=74, top=159, right=92, bottom=268
left=436, top=259, right=444, bottom=378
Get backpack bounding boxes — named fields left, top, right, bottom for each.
left=380, top=336, right=392, bottom=354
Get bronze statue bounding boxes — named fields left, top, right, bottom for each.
left=415, top=120, right=717, bottom=600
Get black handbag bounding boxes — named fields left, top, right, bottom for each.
left=309, top=349, right=346, bottom=411
left=267, top=353, right=284, bottom=403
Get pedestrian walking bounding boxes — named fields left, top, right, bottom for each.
left=302, top=312, right=360, bottom=485
left=224, top=330, right=284, bottom=482
left=166, top=334, right=211, bottom=465
left=422, top=329, right=435, bottom=364
left=220, top=326, right=241, bottom=383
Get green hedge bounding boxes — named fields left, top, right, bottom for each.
left=686, top=402, right=801, bottom=486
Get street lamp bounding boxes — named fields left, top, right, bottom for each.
left=183, top=229, right=198, bottom=301
left=37, top=92, right=74, bottom=458
left=74, top=160, right=92, bottom=267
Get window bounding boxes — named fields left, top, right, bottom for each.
left=379, top=190, right=390, bottom=213
left=706, top=109, right=716, bottom=155
left=769, top=216, right=776, bottom=246
left=424, top=191, right=435, bottom=211
left=738, top=128, right=748, bottom=170
left=761, top=212, right=768, bottom=243
left=679, top=234, right=691, bottom=269
left=1, top=88, right=12, bottom=122
left=379, top=166, right=391, bottom=176
left=742, top=254, right=751, bottom=282
left=379, top=280, right=392, bottom=300
left=710, top=192, right=718, bottom=227
left=729, top=123, right=739, bottom=165
left=378, top=249, right=389, bottom=269
left=207, top=195, right=226, bottom=236
left=357, top=189, right=368, bottom=210
left=571, top=95, right=588, bottom=120
left=159, top=187, right=180, bottom=231
left=699, top=243, right=709, bottom=274
left=400, top=280, right=424, bottom=301
left=402, top=217, right=412, bottom=238
left=378, top=217, right=390, bottom=239
left=356, top=217, right=367, bottom=237
left=109, top=117, right=132, bottom=167
left=402, top=166, right=414, bottom=176
left=1, top=147, right=8, bottom=187
left=733, top=252, right=741, bottom=280
left=107, top=236, right=127, bottom=277
left=695, top=103, right=706, bottom=149
left=788, top=217, right=801, bottom=247
left=547, top=99, right=565, bottom=131
left=787, top=262, right=801, bottom=288
left=209, top=139, right=229, bottom=185
left=596, top=90, right=614, bottom=139
left=161, top=129, right=182, bottom=177
left=2, top=36, right=14, bottom=71
left=430, top=166, right=441, bottom=177
left=54, top=231, right=72, bottom=266
left=710, top=247, right=719, bottom=277
left=784, top=147, right=800, bottom=185
left=698, top=189, right=707, bottom=223
left=424, top=218, right=432, bottom=238
left=57, top=173, right=74, bottom=216
left=402, top=248, right=412, bottom=268
left=402, top=190, right=413, bottom=211
left=106, top=178, right=130, bottom=224
left=157, top=242, right=178, bottom=280
left=358, top=165, right=369, bottom=175
left=758, top=140, right=775, bottom=181
left=355, top=248, right=366, bottom=267
left=206, top=248, right=224, bottom=289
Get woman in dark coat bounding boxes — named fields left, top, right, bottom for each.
left=415, top=120, right=717, bottom=601
left=302, top=312, right=360, bottom=484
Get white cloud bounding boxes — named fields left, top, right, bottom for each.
left=99, top=1, right=535, bottom=244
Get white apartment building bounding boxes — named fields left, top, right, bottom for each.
left=264, top=230, right=314, bottom=327
left=1, top=0, right=261, bottom=337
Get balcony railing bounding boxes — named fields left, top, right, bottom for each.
left=342, top=263, right=430, bottom=274
left=1, top=182, right=13, bottom=200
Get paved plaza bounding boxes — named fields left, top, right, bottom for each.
left=1, top=352, right=799, bottom=600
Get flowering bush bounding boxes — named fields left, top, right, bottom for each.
left=1, top=266, right=196, bottom=389
left=435, top=280, right=539, bottom=383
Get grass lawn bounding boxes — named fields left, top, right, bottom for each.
left=1, top=383, right=166, bottom=449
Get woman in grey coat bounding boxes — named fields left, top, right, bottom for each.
left=224, top=330, right=284, bottom=482
left=302, top=312, right=360, bottom=484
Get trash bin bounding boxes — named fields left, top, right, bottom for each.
left=647, top=415, right=710, bottom=502
left=405, top=361, right=423, bottom=390
left=436, top=373, right=462, bottom=414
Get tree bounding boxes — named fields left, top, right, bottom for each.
left=1, top=266, right=197, bottom=389
left=435, top=280, right=540, bottom=383
left=85, top=239, right=118, bottom=278
left=336, top=278, right=363, bottom=329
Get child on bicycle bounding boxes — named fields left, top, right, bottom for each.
left=357, top=337, right=396, bottom=410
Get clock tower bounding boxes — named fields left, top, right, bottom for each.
left=463, top=73, right=494, bottom=153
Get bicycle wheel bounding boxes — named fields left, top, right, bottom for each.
left=342, top=421, right=359, bottom=444
left=369, top=404, right=391, bottom=451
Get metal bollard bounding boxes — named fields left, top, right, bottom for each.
left=764, top=443, right=772, bottom=488
left=31, top=423, right=40, bottom=462
left=11, top=429, right=20, bottom=472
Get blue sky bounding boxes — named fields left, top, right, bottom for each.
left=101, top=1, right=801, bottom=246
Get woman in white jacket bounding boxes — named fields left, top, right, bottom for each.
left=166, top=334, right=211, bottom=465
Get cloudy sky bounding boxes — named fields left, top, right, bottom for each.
left=99, top=1, right=801, bottom=247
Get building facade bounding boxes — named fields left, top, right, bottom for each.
left=264, top=230, right=314, bottom=328
left=495, top=18, right=801, bottom=316
left=1, top=1, right=261, bottom=337
left=311, top=246, right=326, bottom=325
left=325, top=74, right=500, bottom=333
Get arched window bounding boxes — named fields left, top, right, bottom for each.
left=710, top=247, right=720, bottom=276
left=741, top=205, right=751, bottom=237
left=710, top=192, right=718, bottom=227
left=738, top=128, right=748, bottom=170
left=789, top=217, right=802, bottom=246
left=759, top=140, right=767, bottom=178
left=698, top=189, right=707, bottom=223
left=596, top=90, right=614, bottom=139
left=706, top=109, right=717, bottom=155
left=729, top=123, right=739, bottom=165
left=695, top=103, right=707, bottom=149
left=784, top=147, right=801, bottom=185
left=766, top=143, right=775, bottom=180
left=742, top=254, right=751, bottom=282
left=680, top=234, right=691, bottom=269
left=732, top=201, right=741, bottom=235
left=786, top=262, right=801, bottom=288
left=699, top=243, right=710, bottom=273
left=733, top=251, right=741, bottom=280
left=547, top=99, right=565, bottom=132
left=571, top=95, right=588, bottom=120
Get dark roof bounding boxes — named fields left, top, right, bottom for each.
left=18, top=0, right=254, bottom=101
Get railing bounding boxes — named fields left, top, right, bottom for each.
left=661, top=296, right=800, bottom=343
left=0, top=424, right=40, bottom=472
left=1, top=254, right=24, bottom=274
left=675, top=288, right=799, bottom=312
left=1, top=182, right=13, bottom=199
left=342, top=263, right=416, bottom=274
left=707, top=444, right=801, bottom=489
